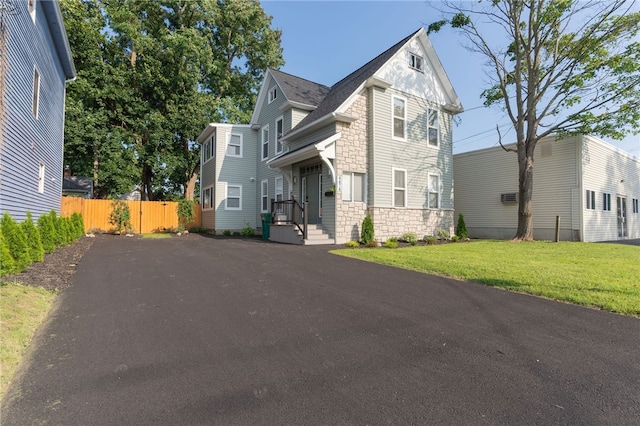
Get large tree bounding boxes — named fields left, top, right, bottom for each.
left=429, top=0, right=640, bottom=241
left=61, top=0, right=284, bottom=200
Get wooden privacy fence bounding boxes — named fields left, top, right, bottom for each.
left=61, top=198, right=202, bottom=234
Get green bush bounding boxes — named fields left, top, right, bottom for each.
left=21, top=212, right=44, bottom=263
left=425, top=236, right=437, bottom=245
left=0, top=232, right=17, bottom=276
left=48, top=211, right=66, bottom=248
left=383, top=239, right=398, bottom=248
left=1, top=213, right=31, bottom=272
left=188, top=225, right=206, bottom=233
left=346, top=240, right=360, bottom=248
left=366, top=240, right=379, bottom=248
left=177, top=199, right=195, bottom=232
left=222, top=230, right=232, bottom=236
left=109, top=200, right=133, bottom=234
left=37, top=213, right=56, bottom=254
left=437, top=229, right=450, bottom=240
left=361, top=214, right=375, bottom=245
left=451, top=235, right=460, bottom=242
left=71, top=213, right=85, bottom=239
left=241, top=224, right=254, bottom=237
left=456, top=213, right=468, bottom=239
left=401, top=232, right=418, bottom=246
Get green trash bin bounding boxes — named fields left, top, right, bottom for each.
left=261, top=213, right=271, bottom=240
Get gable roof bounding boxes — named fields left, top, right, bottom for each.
left=269, top=69, right=330, bottom=109
left=41, top=1, right=76, bottom=80
left=290, top=29, right=420, bottom=135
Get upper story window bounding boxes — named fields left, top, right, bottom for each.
left=428, top=108, right=439, bottom=147
left=392, top=96, right=406, bottom=141
left=392, top=168, right=407, bottom=208
left=275, top=117, right=284, bottom=154
left=261, top=125, right=269, bottom=160
left=268, top=86, right=277, bottom=103
left=409, top=52, right=424, bottom=72
left=29, top=0, right=37, bottom=22
left=202, top=134, right=215, bottom=163
left=586, top=190, right=595, bottom=210
left=32, top=68, right=40, bottom=118
left=226, top=133, right=242, bottom=158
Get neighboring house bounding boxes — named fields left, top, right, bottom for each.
left=453, top=134, right=640, bottom=242
left=62, top=174, right=93, bottom=199
left=196, top=28, right=462, bottom=244
left=0, top=0, right=76, bottom=222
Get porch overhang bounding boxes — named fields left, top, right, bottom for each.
left=267, top=133, right=341, bottom=184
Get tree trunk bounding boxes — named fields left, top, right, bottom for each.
left=183, top=164, right=199, bottom=201
left=514, top=149, right=534, bottom=241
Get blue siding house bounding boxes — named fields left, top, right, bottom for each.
left=0, top=0, right=76, bottom=222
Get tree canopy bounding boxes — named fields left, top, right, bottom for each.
left=61, top=0, right=284, bottom=200
left=429, top=0, right=640, bottom=240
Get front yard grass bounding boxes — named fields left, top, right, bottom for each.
left=333, top=240, right=640, bottom=316
left=0, top=283, right=55, bottom=398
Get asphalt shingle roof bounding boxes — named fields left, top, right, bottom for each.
left=269, top=68, right=330, bottom=108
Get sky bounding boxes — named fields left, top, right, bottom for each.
left=260, top=1, right=640, bottom=157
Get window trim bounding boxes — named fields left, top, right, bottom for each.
left=261, top=125, right=269, bottom=161
left=225, top=184, right=242, bottom=211
left=202, top=134, right=215, bottom=164
left=275, top=116, right=284, bottom=155
left=268, top=86, right=277, bottom=103
left=32, top=67, right=40, bottom=118
left=409, top=52, right=424, bottom=72
left=427, top=108, right=440, bottom=148
left=586, top=189, right=596, bottom=210
left=392, top=95, right=407, bottom=141
left=226, top=133, right=243, bottom=158
left=29, top=0, right=36, bottom=22
left=428, top=173, right=440, bottom=209
left=392, top=167, right=407, bottom=208
left=202, top=185, right=214, bottom=211
left=38, top=162, right=45, bottom=193
left=274, top=175, right=283, bottom=202
left=342, top=172, right=366, bottom=203
left=603, top=192, right=611, bottom=211
left=261, top=179, right=269, bottom=213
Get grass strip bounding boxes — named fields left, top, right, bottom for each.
left=333, top=241, right=640, bottom=316
left=142, top=233, right=172, bottom=239
left=0, top=282, right=55, bottom=398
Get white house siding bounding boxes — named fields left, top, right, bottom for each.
left=335, top=94, right=369, bottom=243
left=581, top=135, right=640, bottom=241
left=368, top=85, right=454, bottom=241
left=453, top=134, right=639, bottom=241
left=1, top=1, right=72, bottom=222
left=215, top=125, right=257, bottom=231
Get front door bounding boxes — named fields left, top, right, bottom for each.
left=617, top=196, right=628, bottom=238
left=300, top=164, right=322, bottom=225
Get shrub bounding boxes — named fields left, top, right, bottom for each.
left=383, top=239, right=398, bottom=248
left=49, top=211, right=66, bottom=248
left=366, top=240, right=379, bottom=248
left=437, top=229, right=450, bottom=240
left=21, top=212, right=44, bottom=263
left=401, top=232, right=418, bottom=246
left=188, top=225, right=206, bottom=233
left=425, top=236, right=437, bottom=245
left=37, top=213, right=56, bottom=254
left=346, top=240, right=360, bottom=248
left=456, top=213, right=468, bottom=239
left=1, top=213, right=31, bottom=272
left=232, top=231, right=241, bottom=237
left=451, top=235, right=460, bottom=242
left=0, top=233, right=17, bottom=276
left=71, top=213, right=85, bottom=239
left=361, top=214, right=375, bottom=245
left=109, top=200, right=132, bottom=234
left=241, top=224, right=254, bottom=237
left=222, top=230, right=232, bottom=236
left=177, top=199, right=195, bottom=232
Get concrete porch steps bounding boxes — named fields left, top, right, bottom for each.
left=269, top=224, right=334, bottom=245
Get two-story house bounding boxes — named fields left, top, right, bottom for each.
left=196, top=28, right=462, bottom=244
left=0, top=0, right=76, bottom=222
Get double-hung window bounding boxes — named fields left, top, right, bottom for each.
left=392, top=96, right=406, bottom=140
left=342, top=172, right=365, bottom=202
left=603, top=192, right=611, bottom=211
left=261, top=180, right=269, bottom=213
left=428, top=108, right=439, bottom=147
left=275, top=117, right=284, bottom=154
left=202, top=186, right=213, bottom=210
left=632, top=198, right=639, bottom=214
left=428, top=174, right=440, bottom=209
left=586, top=190, right=596, bottom=210
left=268, top=86, right=277, bottom=103
left=261, top=125, right=269, bottom=160
left=203, top=135, right=215, bottom=163
left=226, top=184, right=242, bottom=210
left=393, top=168, right=407, bottom=207
left=275, top=176, right=283, bottom=202
left=226, top=133, right=242, bottom=157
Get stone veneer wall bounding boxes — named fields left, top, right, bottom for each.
left=334, top=94, right=369, bottom=244
left=369, top=208, right=454, bottom=241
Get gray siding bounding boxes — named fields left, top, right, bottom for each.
left=1, top=1, right=71, bottom=222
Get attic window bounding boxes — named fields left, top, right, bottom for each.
left=268, top=86, right=277, bottom=103
left=409, top=53, right=424, bottom=72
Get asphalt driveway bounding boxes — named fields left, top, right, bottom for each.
left=2, top=236, right=639, bottom=425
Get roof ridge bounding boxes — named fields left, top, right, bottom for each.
left=269, top=68, right=330, bottom=90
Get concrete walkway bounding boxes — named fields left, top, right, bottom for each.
left=2, top=236, right=639, bottom=425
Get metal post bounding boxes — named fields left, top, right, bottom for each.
left=555, top=215, right=560, bottom=242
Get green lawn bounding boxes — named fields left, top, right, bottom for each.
left=0, top=283, right=55, bottom=398
left=142, top=233, right=172, bottom=239
left=333, top=241, right=640, bottom=316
